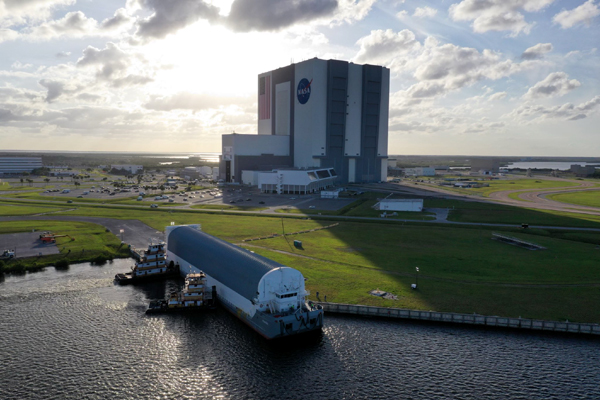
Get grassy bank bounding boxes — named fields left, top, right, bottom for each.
left=0, top=220, right=130, bottom=274
left=547, top=190, right=600, bottom=208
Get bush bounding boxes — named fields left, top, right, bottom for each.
left=91, top=255, right=108, bottom=265
left=55, top=259, right=69, bottom=270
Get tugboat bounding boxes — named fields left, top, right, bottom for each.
left=146, top=271, right=217, bottom=314
left=114, top=242, right=178, bottom=285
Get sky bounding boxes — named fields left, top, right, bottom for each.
left=0, top=0, right=599, bottom=156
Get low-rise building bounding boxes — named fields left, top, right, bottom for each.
left=571, top=164, right=597, bottom=177
left=0, top=157, right=43, bottom=175
left=111, top=164, right=143, bottom=174
left=257, top=168, right=338, bottom=195
left=404, top=167, right=435, bottom=176
left=376, top=199, right=423, bottom=212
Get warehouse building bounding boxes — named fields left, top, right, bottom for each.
left=220, top=58, right=389, bottom=185
left=0, top=157, right=42, bottom=175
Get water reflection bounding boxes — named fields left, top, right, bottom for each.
left=1, top=260, right=599, bottom=400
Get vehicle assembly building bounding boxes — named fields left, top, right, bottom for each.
left=166, top=225, right=323, bottom=339
left=220, top=58, right=390, bottom=189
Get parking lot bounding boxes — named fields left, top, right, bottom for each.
left=0, top=232, right=60, bottom=258
left=37, top=184, right=356, bottom=212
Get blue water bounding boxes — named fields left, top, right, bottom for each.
left=1, top=260, right=599, bottom=399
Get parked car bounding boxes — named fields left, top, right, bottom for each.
left=150, top=204, right=158, bottom=208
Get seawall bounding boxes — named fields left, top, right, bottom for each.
left=319, top=302, right=600, bottom=336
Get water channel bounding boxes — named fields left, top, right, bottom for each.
left=1, top=259, right=599, bottom=399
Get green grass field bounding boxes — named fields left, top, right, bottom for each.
left=191, top=204, right=268, bottom=212
left=2, top=195, right=600, bottom=322
left=547, top=190, right=600, bottom=208
left=424, top=178, right=580, bottom=197
left=0, top=204, right=68, bottom=216
left=251, top=247, right=600, bottom=322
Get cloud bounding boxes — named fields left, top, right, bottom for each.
left=144, top=92, right=247, bottom=112
left=354, top=29, right=421, bottom=64
left=509, top=96, right=600, bottom=121
left=38, top=78, right=81, bottom=103
left=413, top=6, right=437, bottom=18
left=524, top=72, right=581, bottom=98
left=226, top=0, right=338, bottom=32
left=553, top=0, right=600, bottom=29
left=76, top=43, right=153, bottom=87
left=27, top=11, right=98, bottom=40
left=100, top=8, right=134, bottom=31
left=410, top=43, right=521, bottom=94
left=0, top=28, right=19, bottom=43
left=11, top=61, right=33, bottom=69
left=488, top=91, right=507, bottom=101
left=521, top=43, right=553, bottom=59
left=0, top=0, right=75, bottom=27
left=56, top=51, right=71, bottom=58
left=449, top=0, right=556, bottom=35
left=133, top=0, right=221, bottom=39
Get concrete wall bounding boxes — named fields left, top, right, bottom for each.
left=294, top=58, right=328, bottom=168
left=345, top=63, right=362, bottom=157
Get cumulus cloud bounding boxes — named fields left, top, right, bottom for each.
left=27, top=11, right=98, bottom=40
left=396, top=10, right=408, bottom=19
left=413, top=6, right=437, bottom=18
left=38, top=78, right=81, bottom=103
left=100, top=8, right=134, bottom=31
left=0, top=0, right=75, bottom=27
left=524, top=72, right=581, bottom=99
left=521, top=43, right=553, bottom=59
left=131, top=0, right=371, bottom=40
left=509, top=95, right=600, bottom=121
left=449, top=0, right=556, bottom=35
left=76, top=43, right=153, bottom=87
left=133, top=0, right=221, bottom=39
left=553, top=0, right=600, bottom=29
left=410, top=44, right=521, bottom=96
left=354, top=29, right=421, bottom=64
left=488, top=91, right=507, bottom=101
left=226, top=0, right=338, bottom=32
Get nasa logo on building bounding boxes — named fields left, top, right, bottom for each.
left=297, top=78, right=312, bottom=104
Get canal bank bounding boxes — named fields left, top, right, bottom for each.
left=319, top=302, right=600, bottom=336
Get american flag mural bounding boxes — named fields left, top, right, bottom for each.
left=259, top=75, right=270, bottom=120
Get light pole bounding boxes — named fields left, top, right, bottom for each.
left=415, top=267, right=419, bottom=288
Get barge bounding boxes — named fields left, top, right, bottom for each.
left=146, top=272, right=217, bottom=314
left=166, top=225, right=324, bottom=339
left=115, top=242, right=178, bottom=284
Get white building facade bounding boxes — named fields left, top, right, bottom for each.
left=220, top=58, right=390, bottom=185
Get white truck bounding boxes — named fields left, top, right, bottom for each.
left=1, top=249, right=15, bottom=259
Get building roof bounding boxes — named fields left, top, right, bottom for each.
left=167, top=226, right=286, bottom=301
left=381, top=199, right=423, bottom=203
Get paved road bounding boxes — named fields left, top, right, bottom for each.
left=0, top=232, right=60, bottom=258
left=0, top=216, right=162, bottom=249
